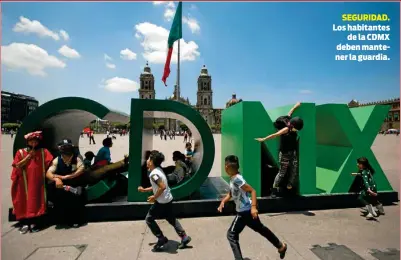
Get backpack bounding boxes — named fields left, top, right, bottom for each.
left=274, top=115, right=291, bottom=130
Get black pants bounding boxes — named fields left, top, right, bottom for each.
left=227, top=211, right=282, bottom=260
left=273, top=151, right=298, bottom=189
left=89, top=136, right=96, bottom=144
left=145, top=201, right=186, bottom=239
left=47, top=184, right=86, bottom=225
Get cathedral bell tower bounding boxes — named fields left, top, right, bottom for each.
left=196, top=65, right=214, bottom=125
left=139, top=61, right=155, bottom=99
left=196, top=65, right=212, bottom=108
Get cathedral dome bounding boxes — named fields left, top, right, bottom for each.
left=200, top=65, right=208, bottom=76
left=226, top=93, right=242, bottom=108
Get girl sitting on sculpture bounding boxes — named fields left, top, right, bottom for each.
left=94, top=137, right=113, bottom=167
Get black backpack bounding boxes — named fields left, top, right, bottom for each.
left=274, top=115, right=291, bottom=130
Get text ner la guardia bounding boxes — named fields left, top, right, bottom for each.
left=333, top=24, right=390, bottom=32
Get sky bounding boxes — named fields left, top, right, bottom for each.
left=1, top=1, right=400, bottom=114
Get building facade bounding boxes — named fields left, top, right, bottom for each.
left=138, top=63, right=224, bottom=131
left=348, top=98, right=400, bottom=130
left=1, top=91, right=39, bottom=124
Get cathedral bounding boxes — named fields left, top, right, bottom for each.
left=138, top=62, right=224, bottom=131
left=348, top=98, right=400, bottom=130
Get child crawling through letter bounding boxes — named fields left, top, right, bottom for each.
left=255, top=102, right=304, bottom=197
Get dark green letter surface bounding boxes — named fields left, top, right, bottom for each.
left=128, top=99, right=215, bottom=202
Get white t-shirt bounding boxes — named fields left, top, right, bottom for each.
left=149, top=167, right=173, bottom=204
left=230, top=174, right=252, bottom=212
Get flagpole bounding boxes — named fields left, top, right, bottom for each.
left=175, top=38, right=181, bottom=132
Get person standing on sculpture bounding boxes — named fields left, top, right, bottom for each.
left=138, top=150, right=192, bottom=251
left=11, top=131, right=53, bottom=233
left=218, top=155, right=287, bottom=259
left=45, top=139, right=86, bottom=227
left=255, top=102, right=303, bottom=197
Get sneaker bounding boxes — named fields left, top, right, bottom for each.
left=278, top=242, right=287, bottom=259
left=30, top=224, right=40, bottom=233
left=366, top=213, right=376, bottom=220
left=153, top=236, right=168, bottom=251
left=366, top=205, right=378, bottom=217
left=376, top=203, right=385, bottom=215
left=20, top=225, right=29, bottom=234
left=178, top=235, right=192, bottom=249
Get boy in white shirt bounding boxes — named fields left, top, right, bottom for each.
left=218, top=155, right=287, bottom=259
left=138, top=150, right=191, bottom=251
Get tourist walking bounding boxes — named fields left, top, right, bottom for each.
left=218, top=155, right=287, bottom=259
left=89, top=130, right=96, bottom=145
left=138, top=150, right=192, bottom=251
left=183, top=131, right=188, bottom=143
left=11, top=131, right=53, bottom=233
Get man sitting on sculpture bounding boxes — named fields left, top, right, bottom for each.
left=45, top=138, right=87, bottom=227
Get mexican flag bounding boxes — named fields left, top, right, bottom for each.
left=162, top=1, right=182, bottom=86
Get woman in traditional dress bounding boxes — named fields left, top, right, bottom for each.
left=11, top=131, right=53, bottom=233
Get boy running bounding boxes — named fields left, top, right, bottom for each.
left=138, top=150, right=191, bottom=251
left=218, top=155, right=287, bottom=259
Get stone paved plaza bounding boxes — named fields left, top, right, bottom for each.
left=1, top=134, right=400, bottom=260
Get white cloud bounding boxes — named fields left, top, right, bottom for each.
left=104, top=54, right=112, bottom=61
left=101, top=77, right=139, bottom=92
left=13, top=16, right=61, bottom=41
left=183, top=17, right=200, bottom=34
left=58, top=45, right=81, bottom=59
left=166, top=1, right=175, bottom=8
left=299, top=89, right=313, bottom=94
left=59, top=30, right=69, bottom=41
left=135, top=22, right=200, bottom=64
left=106, top=63, right=116, bottom=69
left=1, top=42, right=66, bottom=76
left=120, top=48, right=137, bottom=60
left=164, top=8, right=175, bottom=21
left=153, top=2, right=200, bottom=33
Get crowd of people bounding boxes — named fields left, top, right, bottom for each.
left=156, top=129, right=193, bottom=143
left=10, top=102, right=387, bottom=258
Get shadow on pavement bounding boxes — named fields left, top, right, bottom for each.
left=268, top=211, right=316, bottom=217
left=149, top=240, right=193, bottom=254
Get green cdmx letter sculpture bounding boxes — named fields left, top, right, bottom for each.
left=128, top=99, right=215, bottom=202
left=221, top=101, right=393, bottom=196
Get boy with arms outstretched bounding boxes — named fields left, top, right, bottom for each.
left=218, top=155, right=287, bottom=260
left=138, top=150, right=191, bottom=251
left=256, top=102, right=304, bottom=197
